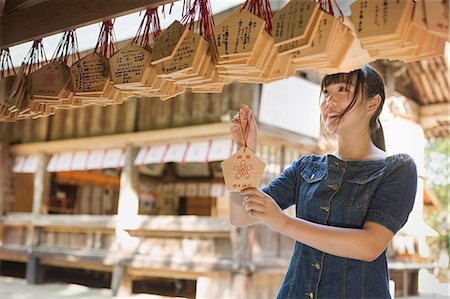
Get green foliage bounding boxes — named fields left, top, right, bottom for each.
left=424, top=138, right=449, bottom=253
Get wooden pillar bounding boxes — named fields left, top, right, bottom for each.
left=117, top=144, right=139, bottom=219
left=0, top=144, right=10, bottom=214
left=111, top=264, right=132, bottom=297
left=32, top=153, right=50, bottom=215
left=26, top=152, right=49, bottom=284
left=111, top=144, right=138, bottom=296
left=230, top=226, right=254, bottom=298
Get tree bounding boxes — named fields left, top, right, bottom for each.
left=424, top=138, right=449, bottom=255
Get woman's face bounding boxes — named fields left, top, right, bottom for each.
left=320, top=79, right=367, bottom=136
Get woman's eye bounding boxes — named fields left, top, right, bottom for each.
left=339, top=87, right=349, bottom=92
left=322, top=90, right=329, bottom=95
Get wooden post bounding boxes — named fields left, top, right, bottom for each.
left=26, top=153, right=49, bottom=284
left=230, top=226, right=254, bottom=298
left=111, top=144, right=138, bottom=296
left=0, top=144, right=9, bottom=214
left=117, top=144, right=139, bottom=221
left=32, top=153, right=50, bottom=215
left=111, top=264, right=132, bottom=296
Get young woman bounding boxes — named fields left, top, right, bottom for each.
left=228, top=66, right=417, bottom=299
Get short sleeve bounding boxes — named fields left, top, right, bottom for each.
left=262, top=156, right=305, bottom=210
left=365, top=155, right=418, bottom=234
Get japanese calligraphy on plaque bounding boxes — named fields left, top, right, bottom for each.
left=214, top=9, right=265, bottom=57
left=271, top=0, right=320, bottom=49
left=221, top=147, right=266, bottom=191
left=109, top=43, right=151, bottom=85
left=70, top=52, right=110, bottom=93
left=151, top=21, right=188, bottom=64
left=350, top=0, right=410, bottom=38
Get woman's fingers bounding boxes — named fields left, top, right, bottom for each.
left=243, top=199, right=265, bottom=213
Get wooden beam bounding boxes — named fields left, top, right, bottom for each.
left=10, top=123, right=231, bottom=155
left=0, top=0, right=179, bottom=48
left=419, top=102, right=450, bottom=117
left=0, top=0, right=6, bottom=16
left=4, top=0, right=48, bottom=13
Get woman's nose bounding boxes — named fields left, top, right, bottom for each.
left=324, top=95, right=335, bottom=106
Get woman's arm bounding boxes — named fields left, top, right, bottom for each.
left=229, top=191, right=261, bottom=227
left=241, top=188, right=394, bottom=262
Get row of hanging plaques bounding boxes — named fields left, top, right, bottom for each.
left=0, top=0, right=448, bottom=122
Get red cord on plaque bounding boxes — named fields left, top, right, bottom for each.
left=238, top=111, right=253, bottom=153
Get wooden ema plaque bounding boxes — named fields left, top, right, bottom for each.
left=214, top=9, right=265, bottom=58
left=423, top=0, right=449, bottom=41
left=271, top=0, right=320, bottom=53
left=7, top=66, right=27, bottom=114
left=109, top=43, right=152, bottom=86
left=290, top=11, right=332, bottom=68
left=151, top=21, right=189, bottom=65
left=316, top=16, right=373, bottom=74
left=401, top=1, right=447, bottom=62
left=221, top=147, right=266, bottom=191
left=350, top=0, right=412, bottom=40
left=156, top=30, right=206, bottom=76
left=70, top=52, right=110, bottom=94
left=29, top=61, right=72, bottom=99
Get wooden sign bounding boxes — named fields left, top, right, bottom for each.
left=151, top=21, right=188, bottom=64
left=214, top=9, right=265, bottom=58
left=109, top=43, right=152, bottom=85
left=424, top=0, right=449, bottom=40
left=156, top=30, right=205, bottom=75
left=70, top=52, right=110, bottom=93
left=30, top=61, right=71, bottom=98
left=316, top=16, right=372, bottom=74
left=221, top=147, right=266, bottom=191
left=271, top=0, right=320, bottom=52
left=350, top=0, right=413, bottom=39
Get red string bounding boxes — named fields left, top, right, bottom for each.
left=52, top=30, right=80, bottom=65
left=161, top=3, right=174, bottom=19
left=22, top=39, right=48, bottom=75
left=0, top=48, right=16, bottom=78
left=94, top=20, right=118, bottom=59
left=316, top=0, right=343, bottom=18
left=240, top=0, right=273, bottom=33
left=133, top=8, right=161, bottom=48
left=181, top=0, right=215, bottom=41
left=238, top=112, right=253, bottom=152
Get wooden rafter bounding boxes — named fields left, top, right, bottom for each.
left=0, top=0, right=180, bottom=48
left=0, top=0, right=6, bottom=16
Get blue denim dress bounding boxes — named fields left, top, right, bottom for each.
left=262, top=154, right=417, bottom=299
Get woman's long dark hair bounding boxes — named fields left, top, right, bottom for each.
left=320, top=65, right=386, bottom=151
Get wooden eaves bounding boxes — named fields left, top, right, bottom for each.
left=0, top=0, right=180, bottom=48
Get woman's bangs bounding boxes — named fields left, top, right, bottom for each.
left=321, top=70, right=359, bottom=90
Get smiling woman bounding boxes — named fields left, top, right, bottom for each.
left=320, top=66, right=387, bottom=154
left=228, top=65, right=418, bottom=299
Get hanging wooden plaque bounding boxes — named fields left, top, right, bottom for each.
left=221, top=147, right=266, bottom=191
left=271, top=0, right=320, bottom=47
left=214, top=9, right=266, bottom=58
left=70, top=52, right=110, bottom=93
left=423, top=0, right=449, bottom=40
left=29, top=61, right=72, bottom=98
left=151, top=21, right=189, bottom=65
left=350, top=0, right=412, bottom=39
left=109, top=43, right=152, bottom=85
left=156, top=30, right=205, bottom=75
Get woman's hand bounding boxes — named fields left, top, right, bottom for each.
left=229, top=105, right=258, bottom=152
left=240, top=188, right=289, bottom=233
